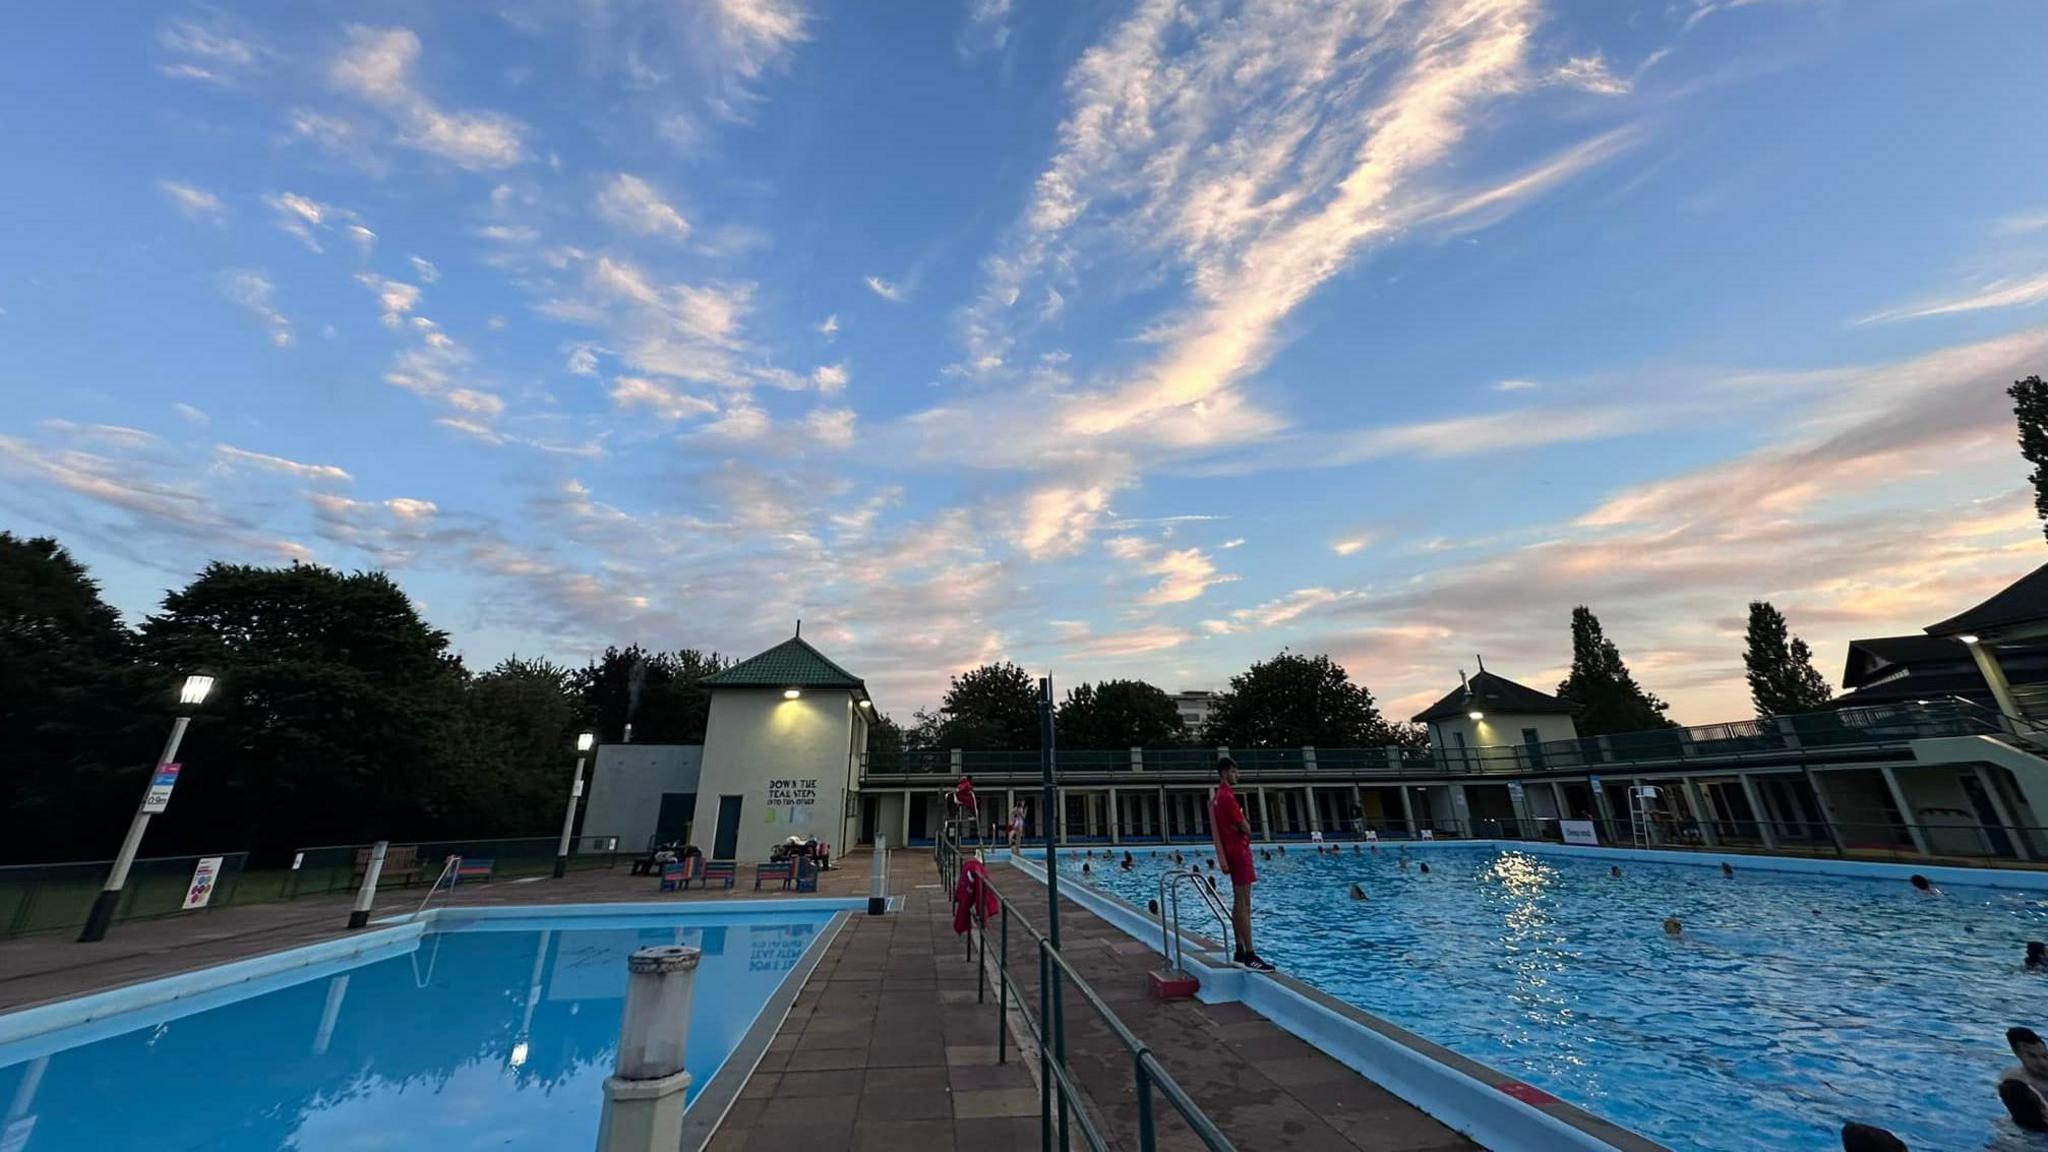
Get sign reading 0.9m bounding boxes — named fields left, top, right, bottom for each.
left=765, top=778, right=819, bottom=825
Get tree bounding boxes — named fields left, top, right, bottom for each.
left=866, top=710, right=908, bottom=757
left=137, top=561, right=465, bottom=855
left=929, top=661, right=1040, bottom=748
left=1555, top=606, right=1674, bottom=736
left=1743, top=601, right=1833, bottom=718
left=430, top=657, right=583, bottom=835
left=0, top=533, right=155, bottom=862
left=1203, top=652, right=1391, bottom=748
left=2011, top=375, right=2048, bottom=542
left=1388, top=722, right=1431, bottom=752
left=571, top=646, right=726, bottom=744
left=1056, top=680, right=1188, bottom=748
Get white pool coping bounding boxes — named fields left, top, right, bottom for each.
left=0, top=897, right=871, bottom=1049
left=1003, top=849, right=1668, bottom=1152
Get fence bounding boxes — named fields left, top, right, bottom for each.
left=0, top=852, right=249, bottom=939
left=935, top=822, right=1234, bottom=1152
left=279, top=835, right=622, bottom=898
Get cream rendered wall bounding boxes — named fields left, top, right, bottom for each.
left=1430, top=712, right=1580, bottom=766
left=691, top=689, right=858, bottom=861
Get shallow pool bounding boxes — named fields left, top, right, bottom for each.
left=0, top=909, right=830, bottom=1152
left=1059, top=844, right=2048, bottom=1151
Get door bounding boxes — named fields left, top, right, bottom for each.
left=712, top=795, right=743, bottom=860
left=1522, top=728, right=1545, bottom=770
left=654, top=792, right=696, bottom=849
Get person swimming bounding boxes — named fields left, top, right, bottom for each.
left=1838, top=1122, right=1908, bottom=1151
left=1663, top=915, right=1683, bottom=937
left=1418, top=862, right=1431, bottom=875
left=1349, top=883, right=1368, bottom=901
left=1910, top=873, right=1941, bottom=896
left=2001, top=1026, right=2048, bottom=1132
left=1277, top=844, right=1286, bottom=855
left=2028, top=941, right=2047, bottom=971
left=1610, top=865, right=1623, bottom=879
left=1120, top=851, right=1135, bottom=870
left=1720, top=861, right=1735, bottom=878
left=1080, top=861, right=1092, bottom=876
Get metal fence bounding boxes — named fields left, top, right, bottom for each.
left=936, top=823, right=1234, bottom=1152
left=0, top=852, right=250, bottom=939
left=278, top=835, right=622, bottom=898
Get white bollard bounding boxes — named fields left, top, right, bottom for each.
left=348, top=841, right=388, bottom=929
left=596, top=945, right=701, bottom=1152
left=868, top=834, right=889, bottom=916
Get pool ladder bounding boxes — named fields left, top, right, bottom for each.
left=410, top=854, right=462, bottom=922
left=1157, top=867, right=1237, bottom=971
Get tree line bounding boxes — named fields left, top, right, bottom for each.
left=2, top=530, right=1841, bottom=865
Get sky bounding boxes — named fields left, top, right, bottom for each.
left=4, top=0, right=2048, bottom=728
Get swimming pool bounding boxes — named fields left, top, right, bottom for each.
left=1058, top=844, right=2048, bottom=1152
left=0, top=907, right=834, bottom=1152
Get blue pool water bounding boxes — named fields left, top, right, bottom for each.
left=1060, top=845, right=2048, bottom=1152
left=0, top=909, right=830, bottom=1152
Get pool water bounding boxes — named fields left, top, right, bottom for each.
left=1060, top=845, right=2048, bottom=1152
left=0, top=909, right=829, bottom=1152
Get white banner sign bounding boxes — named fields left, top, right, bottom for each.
left=183, top=856, right=224, bottom=910
left=1560, top=819, right=1599, bottom=846
left=142, top=762, right=182, bottom=814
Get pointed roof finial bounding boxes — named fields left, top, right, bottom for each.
left=795, top=618, right=802, bottom=638
left=1475, top=653, right=1486, bottom=674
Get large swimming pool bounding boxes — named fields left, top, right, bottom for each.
left=1059, top=844, right=2048, bottom=1152
left=0, top=908, right=832, bottom=1152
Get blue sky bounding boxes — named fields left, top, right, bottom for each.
left=4, top=0, right=2048, bottom=724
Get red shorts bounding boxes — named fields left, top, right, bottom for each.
left=1223, top=845, right=1256, bottom=886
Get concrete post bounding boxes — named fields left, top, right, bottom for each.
left=1399, top=786, right=1418, bottom=836
left=1131, top=747, right=1143, bottom=773
left=1774, top=716, right=1803, bottom=750
left=597, top=945, right=701, bottom=1152
left=1735, top=775, right=1778, bottom=849
left=1350, top=784, right=1364, bottom=837
left=1107, top=788, right=1121, bottom=845
left=1157, top=785, right=1168, bottom=842
left=1678, top=778, right=1718, bottom=846
left=348, top=841, right=388, bottom=929
left=1966, top=640, right=2024, bottom=721
left=899, top=789, right=912, bottom=848
left=869, top=833, right=889, bottom=915
left=1973, top=765, right=2032, bottom=861
left=1879, top=766, right=1933, bottom=857
left=1303, top=746, right=1317, bottom=772
left=1055, top=790, right=1068, bottom=844
left=1252, top=788, right=1268, bottom=841
left=1801, top=768, right=1848, bottom=855
left=1304, top=786, right=1321, bottom=833
left=312, top=974, right=350, bottom=1055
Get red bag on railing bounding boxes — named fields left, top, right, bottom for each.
left=953, top=857, right=998, bottom=935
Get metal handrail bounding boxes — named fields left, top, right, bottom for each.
left=1158, top=868, right=1234, bottom=969
left=938, top=827, right=1235, bottom=1152
left=410, top=854, right=461, bottom=921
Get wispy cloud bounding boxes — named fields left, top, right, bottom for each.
left=817, top=313, right=839, bottom=338
left=172, top=403, right=210, bottom=427
left=959, top=0, right=1014, bottom=58
left=219, top=270, right=292, bottom=347
left=157, top=11, right=268, bottom=84
left=331, top=26, right=526, bottom=169
left=595, top=173, right=691, bottom=240
left=864, top=275, right=905, bottom=303
left=158, top=180, right=227, bottom=223
left=215, top=443, right=353, bottom=483
left=1106, top=535, right=1236, bottom=606
left=1861, top=271, right=2048, bottom=324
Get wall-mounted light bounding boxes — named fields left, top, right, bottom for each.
left=784, top=688, right=802, bottom=699
left=1467, top=710, right=1484, bottom=721
left=858, top=699, right=873, bottom=709
left=1958, top=634, right=1981, bottom=645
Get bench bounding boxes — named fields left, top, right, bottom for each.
left=659, top=858, right=701, bottom=892
left=700, top=860, right=737, bottom=889
left=755, top=861, right=794, bottom=890
left=793, top=858, right=818, bottom=893
left=353, top=845, right=424, bottom=888
left=453, top=857, right=495, bottom=884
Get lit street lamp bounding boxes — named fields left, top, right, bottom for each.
left=79, top=673, right=214, bottom=942
left=554, top=732, right=596, bottom=879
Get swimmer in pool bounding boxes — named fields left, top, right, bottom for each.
left=1663, top=915, right=1683, bottom=937
left=1610, top=865, right=1623, bottom=879
left=1838, top=1122, right=1907, bottom=1152
left=2001, top=1026, right=2048, bottom=1132
left=1350, top=883, right=1368, bottom=901
left=1418, top=862, right=1431, bottom=875
left=1909, top=873, right=1941, bottom=896
left=1720, top=862, right=1734, bottom=879
left=1080, top=861, right=1091, bottom=876
left=2028, top=941, right=2047, bottom=971
left=1120, top=851, right=1134, bottom=871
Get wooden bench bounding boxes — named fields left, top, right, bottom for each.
left=755, top=861, right=794, bottom=890
left=701, top=860, right=737, bottom=890
left=453, top=857, right=494, bottom=884
left=659, top=858, right=701, bottom=892
left=353, top=845, right=423, bottom=887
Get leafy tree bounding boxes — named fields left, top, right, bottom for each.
left=1056, top=680, right=1187, bottom=748
left=929, top=661, right=1041, bottom=748
left=571, top=646, right=725, bottom=744
left=1203, top=652, right=1391, bottom=748
left=0, top=533, right=155, bottom=862
left=1743, top=601, right=1833, bottom=718
left=137, top=561, right=465, bottom=854
left=1555, top=606, right=1674, bottom=736
left=2010, top=375, right=2048, bottom=542
left=1388, top=722, right=1431, bottom=752
left=430, top=657, right=583, bottom=835
left=865, top=709, right=908, bottom=757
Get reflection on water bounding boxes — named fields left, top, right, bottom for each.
left=1065, top=846, right=2048, bottom=1152
left=0, top=913, right=825, bottom=1152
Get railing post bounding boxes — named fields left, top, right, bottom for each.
left=596, top=945, right=700, bottom=1152
left=869, top=833, right=888, bottom=915
left=977, top=905, right=987, bottom=1002
left=1039, top=945, right=1053, bottom=1152
left=997, top=904, right=1008, bottom=1064
left=1135, top=1052, right=1157, bottom=1151
left=347, top=841, right=387, bottom=929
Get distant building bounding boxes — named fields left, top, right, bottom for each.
left=1171, top=690, right=1217, bottom=735
left=1410, top=670, right=1581, bottom=770
left=1837, top=559, right=2048, bottom=716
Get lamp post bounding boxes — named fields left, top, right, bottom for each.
left=80, top=673, right=214, bottom=943
left=554, top=732, right=597, bottom=879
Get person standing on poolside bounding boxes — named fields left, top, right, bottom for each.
left=1211, top=757, right=1275, bottom=971
left=1007, top=799, right=1026, bottom=851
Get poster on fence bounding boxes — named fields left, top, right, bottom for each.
left=183, top=856, right=224, bottom=910
left=1560, top=819, right=1599, bottom=846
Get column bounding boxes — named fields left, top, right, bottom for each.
left=1107, top=788, right=1121, bottom=845
left=1966, top=640, right=2024, bottom=721
left=1678, top=777, right=1718, bottom=847
left=1304, top=786, right=1321, bottom=834
left=1735, top=774, right=1778, bottom=849
left=1399, top=786, right=1418, bottom=836
left=1157, top=785, right=1169, bottom=842
left=1973, top=765, right=2032, bottom=861
left=1350, top=784, right=1364, bottom=837
left=899, top=789, right=912, bottom=848
left=1253, top=788, right=1268, bottom=840
left=1055, top=788, right=1068, bottom=844
left=1801, top=767, right=1848, bottom=855
left=1879, top=766, right=1933, bottom=857
left=1131, top=746, right=1144, bottom=773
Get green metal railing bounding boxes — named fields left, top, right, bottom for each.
left=936, top=821, right=1234, bottom=1152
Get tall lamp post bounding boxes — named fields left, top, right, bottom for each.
left=80, top=673, right=214, bottom=943
left=554, top=732, right=597, bottom=879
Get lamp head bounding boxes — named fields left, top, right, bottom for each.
left=1467, top=710, right=1484, bottom=721
left=576, top=732, right=595, bottom=753
left=179, top=674, right=216, bottom=707
left=783, top=688, right=802, bottom=699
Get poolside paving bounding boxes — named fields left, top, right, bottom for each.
left=0, top=851, right=1479, bottom=1152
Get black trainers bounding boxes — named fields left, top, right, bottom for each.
left=1239, top=952, right=1277, bottom=972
